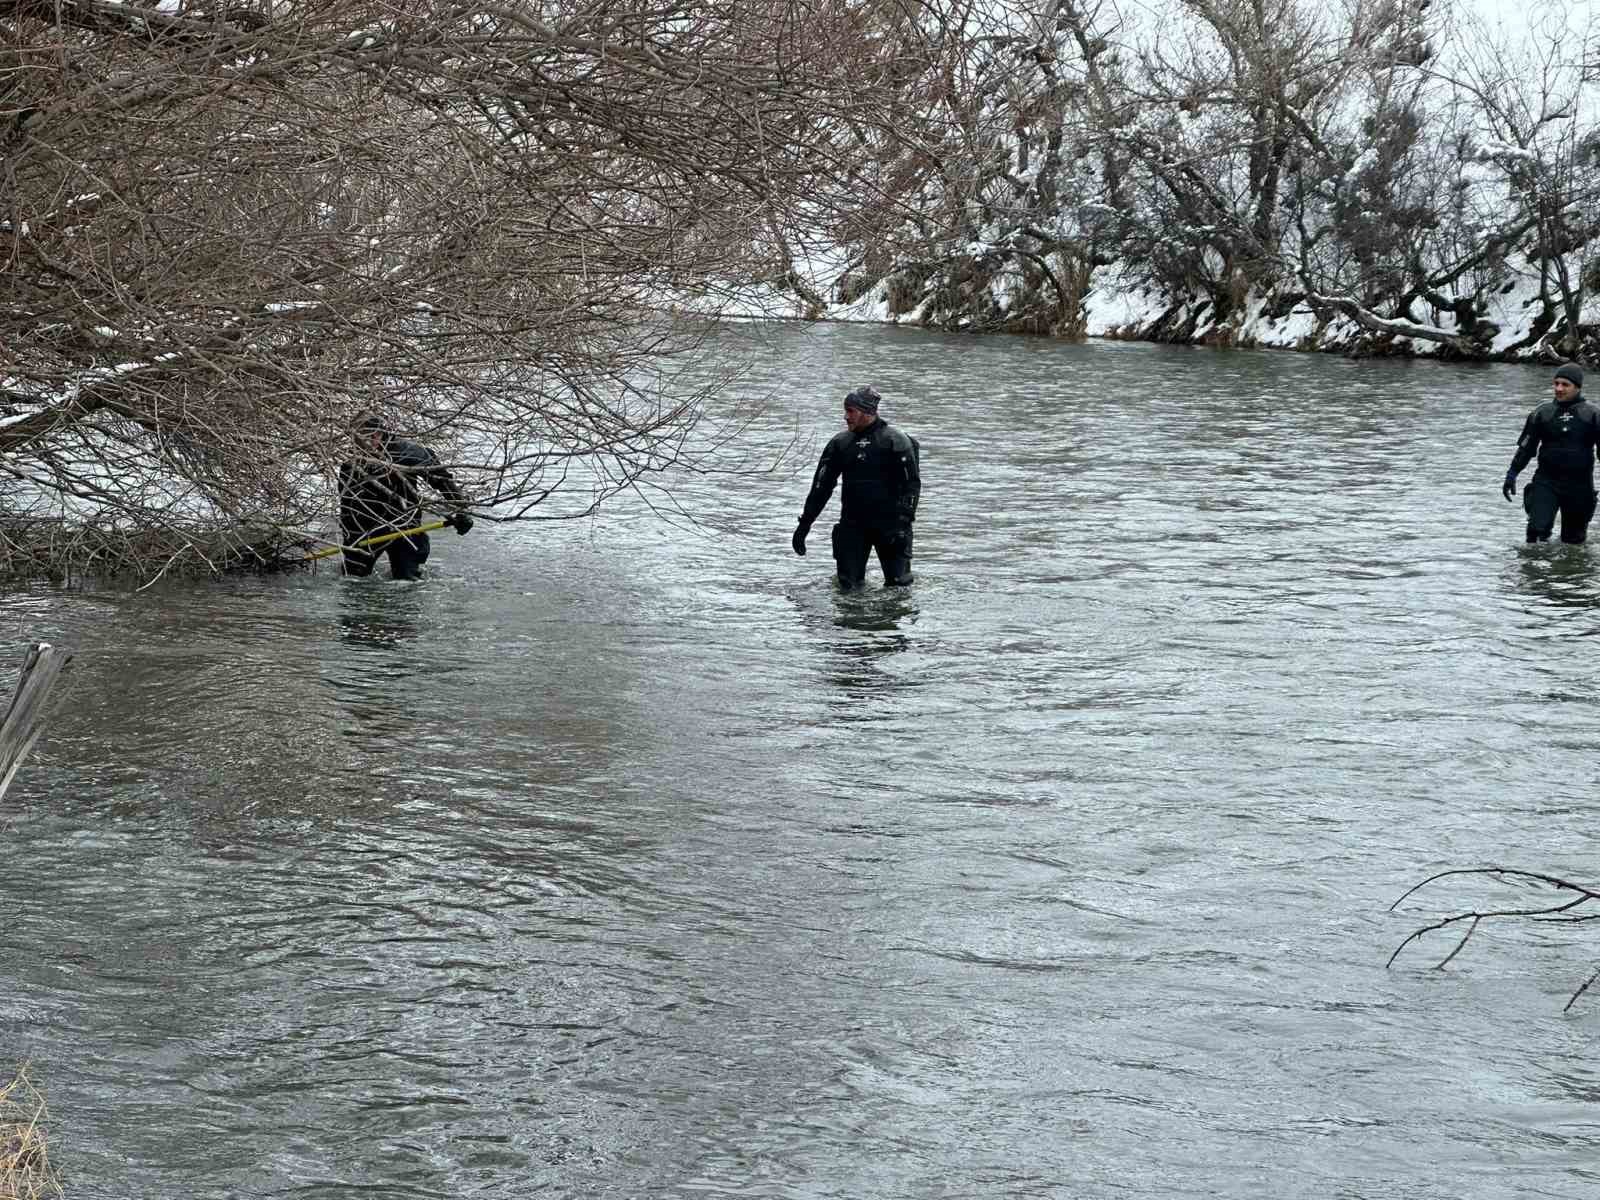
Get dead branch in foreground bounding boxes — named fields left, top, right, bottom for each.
left=0, top=642, right=73, bottom=804
left=1389, top=867, right=1600, bottom=1011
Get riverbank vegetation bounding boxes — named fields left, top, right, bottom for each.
left=816, top=0, right=1598, bottom=360
left=0, top=1067, right=62, bottom=1200
left=0, top=0, right=897, bottom=577
left=1, top=0, right=1595, bottom=578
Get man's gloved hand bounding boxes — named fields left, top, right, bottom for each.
left=451, top=512, right=475, bottom=535
left=1502, top=472, right=1517, bottom=502
left=792, top=521, right=810, bottom=556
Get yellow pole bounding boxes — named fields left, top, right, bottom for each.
left=304, top=519, right=449, bottom=562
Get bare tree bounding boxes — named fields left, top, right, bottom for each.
left=0, top=0, right=895, bottom=577
left=823, top=0, right=1134, bottom=335
left=1247, top=0, right=1600, bottom=358
left=1115, top=0, right=1435, bottom=316
left=824, top=0, right=1466, bottom=339
left=1437, top=1, right=1600, bottom=360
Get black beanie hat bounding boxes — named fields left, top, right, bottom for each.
left=1555, top=362, right=1584, bottom=388
left=844, top=386, right=881, bottom=414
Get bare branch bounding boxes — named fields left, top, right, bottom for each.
left=1389, top=867, right=1600, bottom=1008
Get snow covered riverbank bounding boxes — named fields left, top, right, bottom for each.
left=794, top=256, right=1598, bottom=366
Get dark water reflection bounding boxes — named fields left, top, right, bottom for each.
left=810, top=590, right=919, bottom=716
left=1513, top=545, right=1600, bottom=613
left=335, top=581, right=425, bottom=651
left=5, top=325, right=1600, bottom=1199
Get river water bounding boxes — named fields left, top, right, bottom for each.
left=3, top=323, right=1598, bottom=1199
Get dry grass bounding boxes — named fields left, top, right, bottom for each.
left=0, top=1067, right=63, bottom=1200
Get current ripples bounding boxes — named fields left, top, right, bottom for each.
left=5, top=325, right=1600, bottom=1198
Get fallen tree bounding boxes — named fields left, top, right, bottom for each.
left=1305, top=293, right=1481, bottom=356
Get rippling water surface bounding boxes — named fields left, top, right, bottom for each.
left=4, top=324, right=1600, bottom=1199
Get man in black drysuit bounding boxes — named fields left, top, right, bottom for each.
left=791, top=386, right=920, bottom=587
left=339, top=413, right=475, bottom=580
left=1502, top=363, right=1600, bottom=544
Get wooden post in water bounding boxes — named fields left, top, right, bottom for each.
left=0, top=642, right=73, bottom=802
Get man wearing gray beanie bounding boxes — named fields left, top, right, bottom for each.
left=1503, top=363, right=1600, bottom=543
left=791, top=386, right=921, bottom=587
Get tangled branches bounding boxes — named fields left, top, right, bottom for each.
left=1, top=0, right=906, bottom=580
left=1388, top=868, right=1600, bottom=1012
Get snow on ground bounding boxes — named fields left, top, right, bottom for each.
left=741, top=247, right=1589, bottom=362
left=1082, top=268, right=1178, bottom=335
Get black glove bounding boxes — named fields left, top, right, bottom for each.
left=1502, top=472, right=1517, bottom=502
left=792, top=521, right=809, bottom=556
left=451, top=512, right=475, bottom=535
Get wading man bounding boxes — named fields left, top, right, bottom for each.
left=340, top=413, right=475, bottom=580
left=1503, top=364, right=1600, bottom=544
left=792, top=386, right=920, bottom=588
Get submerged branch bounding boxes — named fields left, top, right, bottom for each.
left=1389, top=867, right=1600, bottom=1009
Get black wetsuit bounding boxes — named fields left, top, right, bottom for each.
left=799, top=419, right=921, bottom=587
left=1508, top=396, right=1600, bottom=543
left=339, top=437, right=468, bottom=579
